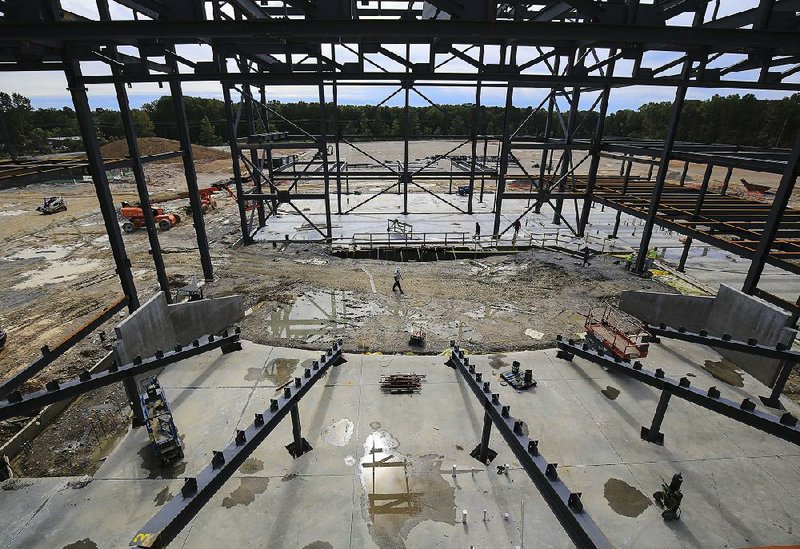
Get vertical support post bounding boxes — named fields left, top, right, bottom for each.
left=168, top=67, right=214, bottom=281
left=291, top=405, right=303, bottom=450
left=480, top=135, right=488, bottom=203
left=492, top=42, right=517, bottom=237
left=742, top=130, right=800, bottom=294
left=641, top=390, right=671, bottom=445
left=0, top=109, right=16, bottom=161
left=720, top=166, right=733, bottom=195
left=478, top=409, right=493, bottom=463
left=243, top=81, right=266, bottom=228
left=318, top=82, right=333, bottom=239
left=331, top=46, right=343, bottom=215
left=62, top=49, right=139, bottom=312
left=679, top=160, right=690, bottom=186
left=579, top=52, right=616, bottom=236
left=261, top=86, right=278, bottom=217
left=222, top=85, right=252, bottom=244
left=467, top=45, right=484, bottom=215
left=610, top=159, right=633, bottom=239
left=402, top=64, right=411, bottom=215
left=553, top=50, right=579, bottom=225
left=634, top=6, right=707, bottom=273
left=647, top=161, right=654, bottom=181
left=760, top=360, right=795, bottom=409
left=538, top=65, right=558, bottom=214
left=678, top=163, right=713, bottom=272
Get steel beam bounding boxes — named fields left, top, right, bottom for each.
left=0, top=331, right=241, bottom=422
left=555, top=337, right=800, bottom=446
left=130, top=340, right=344, bottom=549
left=0, top=296, right=128, bottom=399
left=492, top=45, right=516, bottom=237
left=448, top=343, right=611, bottom=549
left=647, top=324, right=800, bottom=363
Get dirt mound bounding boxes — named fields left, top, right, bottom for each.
left=100, top=137, right=228, bottom=162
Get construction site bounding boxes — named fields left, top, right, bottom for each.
left=1, top=1, right=800, bottom=548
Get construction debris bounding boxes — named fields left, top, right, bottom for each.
left=379, top=373, right=426, bottom=394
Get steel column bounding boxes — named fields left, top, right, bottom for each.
left=331, top=47, right=343, bottom=215
left=641, top=390, right=672, bottom=445
left=168, top=69, right=214, bottom=281
left=318, top=83, right=332, bottom=238
left=62, top=50, right=139, bottom=312
left=553, top=52, right=580, bottom=225
left=492, top=44, right=517, bottom=237
left=222, top=85, right=252, bottom=244
left=678, top=163, right=713, bottom=271
left=742, top=129, right=800, bottom=293
left=478, top=409, right=493, bottom=463
left=467, top=45, right=484, bottom=215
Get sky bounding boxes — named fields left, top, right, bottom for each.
left=1, top=0, right=796, bottom=113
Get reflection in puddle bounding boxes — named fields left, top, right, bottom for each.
left=358, top=431, right=455, bottom=549
left=264, top=290, right=386, bottom=342
left=12, top=259, right=103, bottom=290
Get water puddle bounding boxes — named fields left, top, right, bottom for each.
left=62, top=540, right=98, bottom=549
left=239, top=457, right=265, bottom=475
left=488, top=354, right=508, bottom=370
left=702, top=358, right=744, bottom=387
left=264, top=290, right=386, bottom=342
left=358, top=430, right=455, bottom=549
left=221, top=477, right=270, bottom=508
left=321, top=418, right=354, bottom=447
left=0, top=209, right=27, bottom=217
left=153, top=487, right=173, bottom=506
left=3, top=244, right=72, bottom=261
left=302, top=542, right=333, bottom=549
left=603, top=478, right=651, bottom=517
left=12, top=259, right=103, bottom=290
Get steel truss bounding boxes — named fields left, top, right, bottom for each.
left=555, top=336, right=799, bottom=446
left=0, top=330, right=242, bottom=422
left=130, top=340, right=344, bottom=549
left=447, top=343, right=611, bottom=549
left=1, top=0, right=799, bottom=302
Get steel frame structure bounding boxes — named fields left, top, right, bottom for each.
left=0, top=330, right=242, bottom=421
left=1, top=1, right=799, bottom=313
left=447, top=342, right=611, bottom=549
left=130, top=340, right=344, bottom=549
left=555, top=336, right=800, bottom=446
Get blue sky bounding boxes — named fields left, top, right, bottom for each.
left=2, top=0, right=796, bottom=112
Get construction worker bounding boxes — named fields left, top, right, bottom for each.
left=474, top=222, right=481, bottom=240
left=581, top=246, right=592, bottom=267
left=512, top=219, right=521, bottom=246
left=624, top=252, right=635, bottom=271
left=645, top=248, right=658, bottom=270
left=392, top=267, right=404, bottom=295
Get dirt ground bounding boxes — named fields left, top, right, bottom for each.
left=1, top=139, right=798, bottom=478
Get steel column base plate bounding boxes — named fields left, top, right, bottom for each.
left=640, top=426, right=665, bottom=445
left=759, top=395, right=785, bottom=410
left=469, top=444, right=498, bottom=465
left=286, top=437, right=313, bottom=458
left=221, top=341, right=243, bottom=354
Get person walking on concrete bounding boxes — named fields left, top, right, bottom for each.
left=645, top=248, right=658, bottom=271
left=512, top=219, right=521, bottom=246
left=581, top=246, right=592, bottom=267
left=474, top=222, right=481, bottom=240
left=392, top=267, right=404, bottom=295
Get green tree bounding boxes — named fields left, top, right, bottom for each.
left=198, top=115, right=219, bottom=145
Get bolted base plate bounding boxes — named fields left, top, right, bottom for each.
left=640, top=426, right=665, bottom=446
left=759, top=395, right=785, bottom=410
left=221, top=341, right=243, bottom=354
left=286, top=437, right=313, bottom=458
left=469, top=444, right=498, bottom=465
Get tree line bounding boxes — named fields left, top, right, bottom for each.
left=1, top=91, right=799, bottom=157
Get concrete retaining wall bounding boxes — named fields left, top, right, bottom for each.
left=619, top=290, right=714, bottom=333
left=113, top=292, right=244, bottom=391
left=620, top=285, right=797, bottom=388
left=706, top=285, right=797, bottom=387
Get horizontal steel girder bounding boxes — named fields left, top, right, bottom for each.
left=647, top=324, right=800, bottom=362
left=555, top=337, right=800, bottom=445
left=130, top=340, right=344, bottom=549
left=0, top=330, right=241, bottom=422
left=448, top=344, right=611, bottom=549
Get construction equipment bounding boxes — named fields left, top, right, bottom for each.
left=653, top=473, right=683, bottom=520
left=409, top=326, right=426, bottom=347
left=585, top=305, right=650, bottom=360
left=36, top=196, right=67, bottom=214
left=119, top=202, right=181, bottom=233
left=500, top=360, right=537, bottom=390
left=457, top=185, right=470, bottom=196
left=140, top=378, right=184, bottom=465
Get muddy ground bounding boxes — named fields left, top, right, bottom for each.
left=1, top=140, right=798, bottom=477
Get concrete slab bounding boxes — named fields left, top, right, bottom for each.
left=2, top=340, right=800, bottom=548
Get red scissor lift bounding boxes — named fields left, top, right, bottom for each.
left=584, top=306, right=651, bottom=360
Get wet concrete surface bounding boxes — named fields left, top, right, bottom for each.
left=221, top=477, right=270, bottom=508
left=702, top=358, right=745, bottom=387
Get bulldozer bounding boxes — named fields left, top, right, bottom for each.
left=119, top=202, right=180, bottom=233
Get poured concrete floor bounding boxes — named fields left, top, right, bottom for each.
left=2, top=338, right=800, bottom=549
